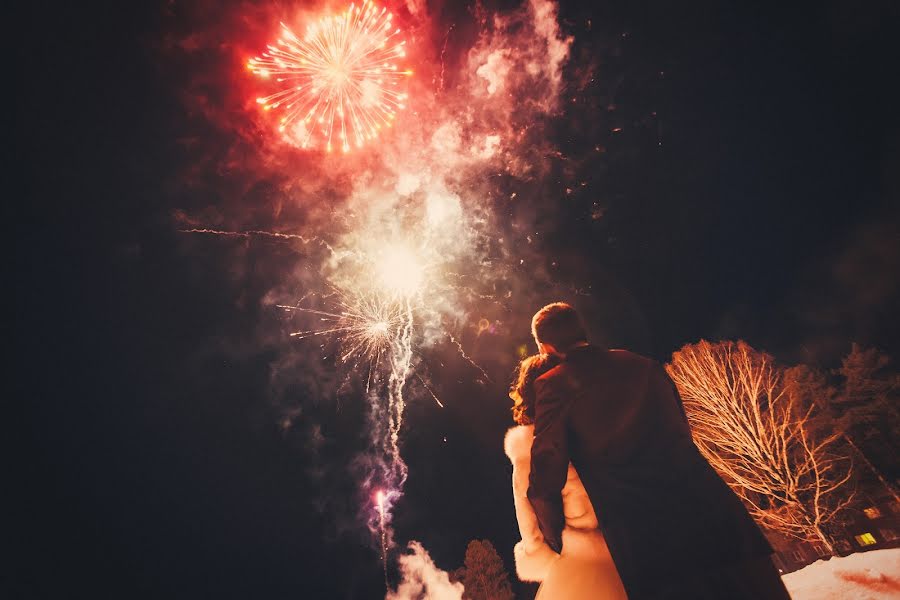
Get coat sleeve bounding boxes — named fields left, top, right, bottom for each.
left=527, top=375, right=570, bottom=553
left=654, top=361, right=691, bottom=429
left=510, top=455, right=559, bottom=581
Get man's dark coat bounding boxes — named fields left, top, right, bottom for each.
left=527, top=346, right=773, bottom=598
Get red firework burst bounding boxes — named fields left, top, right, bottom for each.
left=248, top=0, right=413, bottom=152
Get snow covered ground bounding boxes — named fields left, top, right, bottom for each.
left=783, top=548, right=900, bottom=600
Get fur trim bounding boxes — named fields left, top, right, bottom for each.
left=504, top=425, right=534, bottom=462
left=514, top=540, right=558, bottom=582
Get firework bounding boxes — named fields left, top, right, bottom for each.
left=186, top=0, right=579, bottom=590
left=276, top=230, right=451, bottom=500
left=248, top=0, right=413, bottom=152
left=279, top=290, right=406, bottom=365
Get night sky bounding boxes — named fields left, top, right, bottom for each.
left=14, top=0, right=898, bottom=598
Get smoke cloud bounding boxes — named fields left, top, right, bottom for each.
left=386, top=541, right=464, bottom=600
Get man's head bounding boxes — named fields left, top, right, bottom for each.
left=531, top=302, right=588, bottom=355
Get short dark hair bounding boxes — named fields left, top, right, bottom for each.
left=531, top=302, right=588, bottom=351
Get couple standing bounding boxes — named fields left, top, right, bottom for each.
left=504, top=303, right=792, bottom=599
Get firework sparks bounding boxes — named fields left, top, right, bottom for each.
left=279, top=290, right=405, bottom=365
left=277, top=219, right=471, bottom=505
left=248, top=0, right=413, bottom=152
left=274, top=242, right=424, bottom=503
left=375, top=489, right=389, bottom=582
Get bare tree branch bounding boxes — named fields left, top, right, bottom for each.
left=666, top=340, right=855, bottom=552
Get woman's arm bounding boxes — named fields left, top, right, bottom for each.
left=506, top=427, right=559, bottom=582
left=512, top=456, right=546, bottom=550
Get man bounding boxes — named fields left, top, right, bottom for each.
left=527, top=302, right=791, bottom=599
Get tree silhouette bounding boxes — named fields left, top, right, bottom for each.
left=784, top=355, right=900, bottom=503
left=454, top=539, right=514, bottom=600
left=835, top=344, right=900, bottom=484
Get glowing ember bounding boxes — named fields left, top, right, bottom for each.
left=248, top=0, right=413, bottom=152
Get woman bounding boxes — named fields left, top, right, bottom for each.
left=505, top=354, right=628, bottom=599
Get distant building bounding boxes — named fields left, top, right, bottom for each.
left=769, top=490, right=900, bottom=574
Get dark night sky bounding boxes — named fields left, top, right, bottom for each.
left=13, top=0, right=898, bottom=598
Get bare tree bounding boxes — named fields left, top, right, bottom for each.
left=666, top=340, right=855, bottom=551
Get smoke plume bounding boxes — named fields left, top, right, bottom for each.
left=386, top=541, right=464, bottom=600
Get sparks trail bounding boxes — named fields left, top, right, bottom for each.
left=248, top=0, right=413, bottom=153
left=381, top=297, right=414, bottom=491
left=180, top=228, right=316, bottom=242
left=375, top=490, right=389, bottom=586
left=416, top=373, right=444, bottom=408
left=436, top=24, right=454, bottom=94
left=449, top=333, right=492, bottom=383
left=445, top=272, right=507, bottom=304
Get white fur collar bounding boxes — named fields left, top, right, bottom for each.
left=504, top=425, right=534, bottom=462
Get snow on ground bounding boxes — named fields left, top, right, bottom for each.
left=783, top=548, right=900, bottom=600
